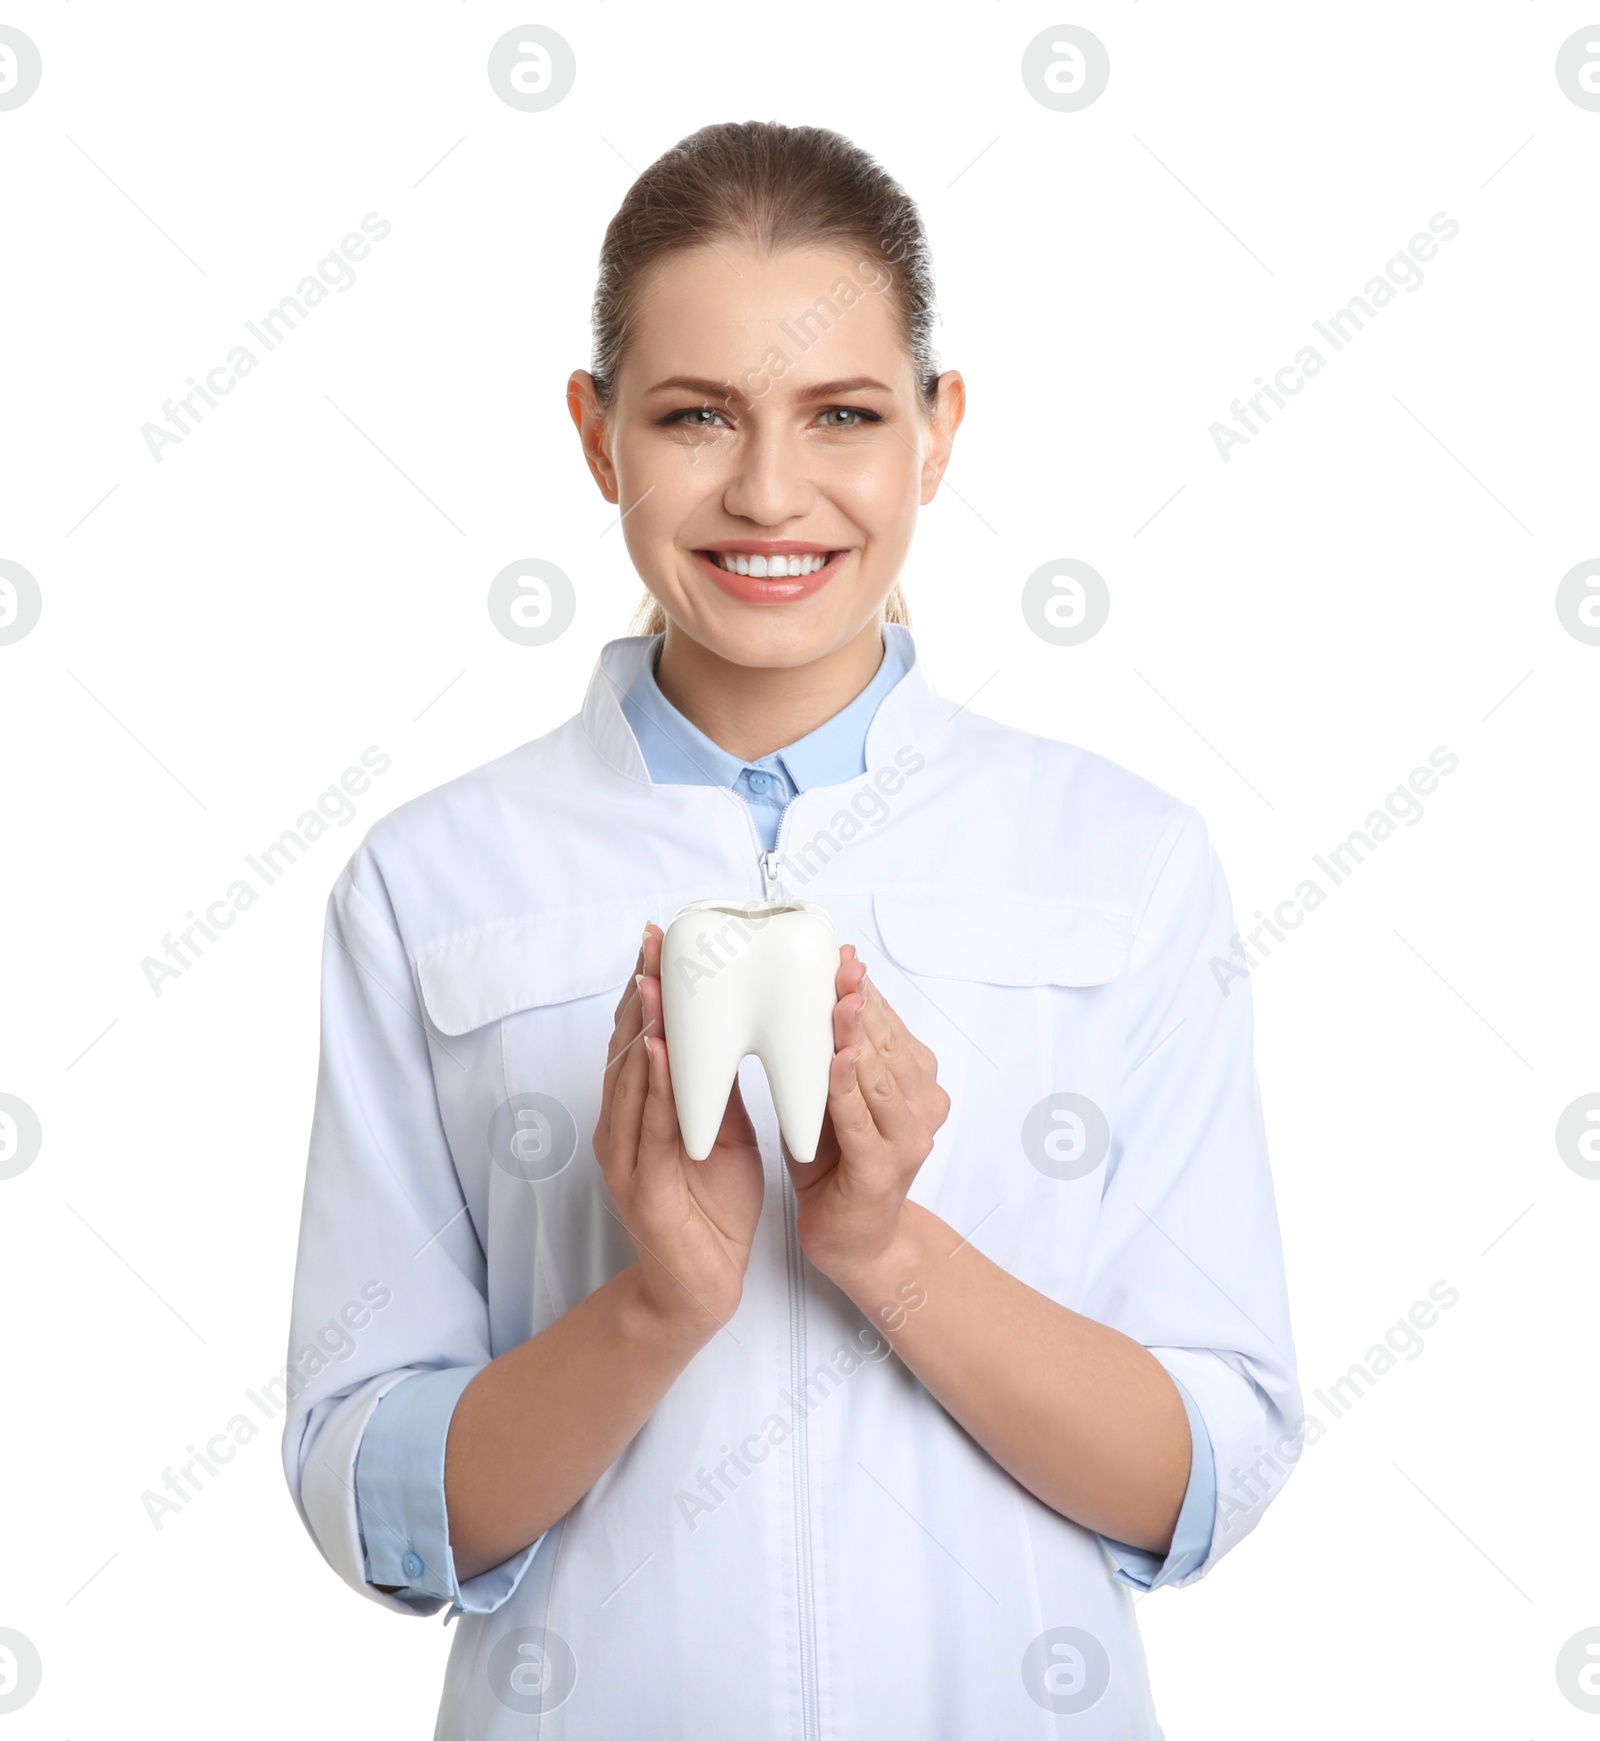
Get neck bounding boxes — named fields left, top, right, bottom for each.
left=653, top=619, right=888, bottom=761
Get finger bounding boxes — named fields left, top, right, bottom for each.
left=605, top=961, right=661, bottom=1079
left=643, top=920, right=662, bottom=982
left=860, top=971, right=937, bottom=1076
left=599, top=958, right=643, bottom=1139
left=826, top=1042, right=882, bottom=1157
left=605, top=972, right=661, bottom=1167
left=846, top=1002, right=920, bottom=1146
left=606, top=945, right=655, bottom=1079
left=834, top=949, right=930, bottom=1074
left=833, top=986, right=866, bottom=1054
left=636, top=1029, right=687, bottom=1190
left=634, top=976, right=680, bottom=1155
left=843, top=977, right=919, bottom=1101
left=855, top=976, right=950, bottom=1145
left=613, top=930, right=649, bottom=1025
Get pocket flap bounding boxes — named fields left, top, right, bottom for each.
left=872, top=887, right=1132, bottom=988
left=413, top=896, right=647, bottom=1036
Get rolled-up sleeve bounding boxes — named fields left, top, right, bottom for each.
left=354, top=1364, right=542, bottom=1612
left=1079, top=805, right=1302, bottom=1588
left=1097, top=1374, right=1217, bottom=1590
left=279, top=842, right=545, bottom=1618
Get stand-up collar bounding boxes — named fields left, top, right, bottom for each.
left=579, top=622, right=957, bottom=788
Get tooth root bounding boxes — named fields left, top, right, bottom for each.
left=755, top=931, right=837, bottom=1166
left=662, top=1015, right=747, bottom=1163
left=759, top=1030, right=833, bottom=1164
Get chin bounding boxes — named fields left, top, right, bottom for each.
left=701, top=618, right=835, bottom=669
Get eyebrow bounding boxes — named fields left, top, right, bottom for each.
left=645, top=374, right=894, bottom=406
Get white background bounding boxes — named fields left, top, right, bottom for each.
left=2, top=3, right=1597, bottom=1735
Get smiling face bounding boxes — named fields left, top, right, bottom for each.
left=569, top=241, right=963, bottom=675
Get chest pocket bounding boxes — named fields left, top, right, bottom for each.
left=865, top=887, right=1134, bottom=1286
left=870, top=887, right=1132, bottom=988
left=412, top=895, right=649, bottom=1036
left=411, top=897, right=654, bottom=1332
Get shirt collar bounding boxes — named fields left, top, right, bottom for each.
left=581, top=621, right=950, bottom=787
left=618, top=628, right=909, bottom=794
left=617, top=652, right=746, bottom=791
left=778, top=632, right=909, bottom=788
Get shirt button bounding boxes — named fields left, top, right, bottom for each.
left=745, top=770, right=775, bottom=794
left=402, top=1551, right=425, bottom=1580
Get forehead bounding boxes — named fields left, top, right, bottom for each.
left=624, top=241, right=909, bottom=394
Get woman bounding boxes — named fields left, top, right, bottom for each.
left=282, top=120, right=1300, bottom=1739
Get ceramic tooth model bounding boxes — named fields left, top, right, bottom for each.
left=659, top=898, right=838, bottom=1163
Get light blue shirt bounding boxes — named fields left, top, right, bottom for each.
left=352, top=626, right=1217, bottom=1609
left=618, top=629, right=913, bottom=851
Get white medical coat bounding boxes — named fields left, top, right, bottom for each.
left=281, top=624, right=1301, bottom=1739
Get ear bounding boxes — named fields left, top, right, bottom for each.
left=567, top=369, right=620, bottom=503
left=919, top=370, right=967, bottom=504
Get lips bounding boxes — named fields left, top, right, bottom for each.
left=691, top=547, right=849, bottom=603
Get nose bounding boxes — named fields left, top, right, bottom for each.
left=719, top=420, right=815, bottom=527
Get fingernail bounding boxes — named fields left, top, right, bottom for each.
left=635, top=971, right=645, bottom=991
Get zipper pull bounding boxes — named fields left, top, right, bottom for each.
left=760, top=849, right=781, bottom=899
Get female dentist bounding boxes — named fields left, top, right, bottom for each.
left=282, top=120, right=1301, bottom=1739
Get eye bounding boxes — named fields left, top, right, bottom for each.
left=815, top=406, right=882, bottom=429
left=658, top=406, right=730, bottom=429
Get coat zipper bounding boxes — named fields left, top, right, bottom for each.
left=742, top=792, right=821, bottom=1741
left=783, top=1157, right=819, bottom=1741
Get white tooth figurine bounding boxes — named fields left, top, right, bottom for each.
left=659, top=898, right=838, bottom=1164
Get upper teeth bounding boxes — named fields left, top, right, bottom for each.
left=711, top=552, right=831, bottom=577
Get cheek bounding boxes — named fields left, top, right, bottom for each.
left=613, top=430, right=716, bottom=548
left=615, top=424, right=699, bottom=493
left=829, top=446, right=922, bottom=536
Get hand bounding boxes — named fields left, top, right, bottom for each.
left=592, top=921, right=765, bottom=1344
left=785, top=945, right=951, bottom=1284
